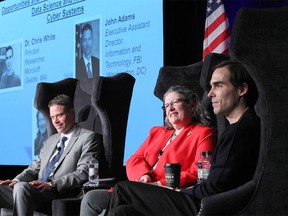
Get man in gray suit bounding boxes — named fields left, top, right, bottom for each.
left=0, top=94, right=101, bottom=215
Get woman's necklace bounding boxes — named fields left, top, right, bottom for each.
left=151, top=131, right=178, bottom=172
left=165, top=131, right=177, bottom=150
left=168, top=130, right=179, bottom=143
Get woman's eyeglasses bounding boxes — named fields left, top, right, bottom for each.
left=162, top=99, right=189, bottom=110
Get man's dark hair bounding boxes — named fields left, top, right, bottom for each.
left=6, top=45, right=13, bottom=56
left=213, top=60, right=258, bottom=107
left=48, top=94, right=74, bottom=113
left=81, top=23, right=92, bottom=35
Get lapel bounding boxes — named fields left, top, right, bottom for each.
left=54, top=125, right=81, bottom=169
left=42, top=134, right=61, bottom=168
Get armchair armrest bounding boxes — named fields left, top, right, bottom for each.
left=198, top=181, right=256, bottom=216
left=52, top=178, right=117, bottom=216
left=83, top=177, right=116, bottom=192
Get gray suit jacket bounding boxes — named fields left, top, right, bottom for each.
left=15, top=125, right=101, bottom=194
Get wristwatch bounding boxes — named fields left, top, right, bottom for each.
left=48, top=181, right=56, bottom=190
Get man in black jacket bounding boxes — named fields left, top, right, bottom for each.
left=104, top=60, right=260, bottom=216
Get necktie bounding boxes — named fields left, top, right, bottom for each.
left=87, top=62, right=92, bottom=79
left=40, top=136, right=68, bottom=181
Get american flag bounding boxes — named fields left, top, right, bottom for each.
left=203, top=0, right=230, bottom=59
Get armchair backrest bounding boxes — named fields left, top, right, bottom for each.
left=154, top=54, right=229, bottom=133
left=34, top=73, right=135, bottom=181
left=154, top=62, right=216, bottom=127
left=91, top=73, right=135, bottom=179
left=154, top=62, right=204, bottom=101
left=34, top=78, right=78, bottom=136
left=229, top=7, right=288, bottom=215
left=73, top=78, right=101, bottom=133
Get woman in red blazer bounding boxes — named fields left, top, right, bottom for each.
left=126, top=85, right=216, bottom=187
left=80, top=85, right=216, bottom=216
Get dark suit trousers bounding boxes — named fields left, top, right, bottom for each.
left=105, top=181, right=199, bottom=216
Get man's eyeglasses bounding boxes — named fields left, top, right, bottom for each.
left=162, top=99, right=189, bottom=110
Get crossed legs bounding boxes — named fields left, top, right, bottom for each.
left=105, top=181, right=199, bottom=216
left=80, top=189, right=112, bottom=216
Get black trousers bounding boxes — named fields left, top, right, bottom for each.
left=105, top=181, right=199, bottom=216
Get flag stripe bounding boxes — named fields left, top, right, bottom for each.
left=211, top=37, right=230, bottom=53
left=204, top=13, right=228, bottom=40
left=203, top=25, right=230, bottom=52
left=203, top=35, right=230, bottom=57
left=203, top=0, right=230, bottom=60
left=204, top=5, right=228, bottom=36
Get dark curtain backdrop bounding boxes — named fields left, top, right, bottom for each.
left=164, top=0, right=288, bottom=66
left=225, top=0, right=288, bottom=29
